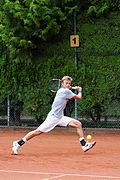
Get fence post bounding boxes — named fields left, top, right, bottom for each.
left=7, top=98, right=10, bottom=126
left=7, top=47, right=10, bottom=126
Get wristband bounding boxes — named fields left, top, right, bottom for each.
left=78, top=91, right=82, bottom=93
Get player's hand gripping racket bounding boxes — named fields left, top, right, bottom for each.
left=48, top=79, right=76, bottom=93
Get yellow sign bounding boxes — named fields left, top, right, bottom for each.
left=70, top=35, right=79, bottom=47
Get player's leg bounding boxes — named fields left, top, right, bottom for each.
left=24, top=129, right=43, bottom=141
left=67, top=119, right=84, bottom=137
left=58, top=116, right=96, bottom=152
left=12, top=115, right=61, bottom=155
left=12, top=129, right=43, bottom=155
left=68, top=119, right=96, bottom=152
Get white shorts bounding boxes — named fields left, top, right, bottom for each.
left=37, top=115, right=73, bottom=132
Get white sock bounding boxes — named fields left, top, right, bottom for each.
left=80, top=137, right=85, bottom=141
left=22, top=137, right=27, bottom=142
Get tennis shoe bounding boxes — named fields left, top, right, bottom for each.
left=82, top=141, right=96, bottom=152
left=12, top=141, right=20, bottom=155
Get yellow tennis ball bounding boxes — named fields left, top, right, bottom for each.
left=87, top=135, right=92, bottom=140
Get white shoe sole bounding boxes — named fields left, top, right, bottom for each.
left=84, top=141, right=96, bottom=152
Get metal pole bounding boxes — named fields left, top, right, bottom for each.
left=7, top=98, right=10, bottom=126
left=74, top=11, right=78, bottom=120
left=7, top=47, right=10, bottom=126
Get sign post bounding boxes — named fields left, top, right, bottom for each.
left=70, top=11, right=79, bottom=120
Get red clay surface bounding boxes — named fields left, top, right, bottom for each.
left=0, top=128, right=120, bottom=180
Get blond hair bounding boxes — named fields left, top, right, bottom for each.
left=62, top=76, right=72, bottom=82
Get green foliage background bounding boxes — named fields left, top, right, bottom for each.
left=0, top=0, right=120, bottom=125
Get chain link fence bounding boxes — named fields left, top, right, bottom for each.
left=0, top=98, right=120, bottom=129
left=0, top=99, right=43, bottom=127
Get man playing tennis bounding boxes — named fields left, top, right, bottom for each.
left=12, top=76, right=96, bottom=154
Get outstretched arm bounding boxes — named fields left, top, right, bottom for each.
left=72, top=87, right=82, bottom=100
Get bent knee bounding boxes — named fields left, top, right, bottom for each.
left=68, top=119, right=82, bottom=128
left=77, top=120, right=82, bottom=128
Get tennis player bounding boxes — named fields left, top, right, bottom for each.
left=12, top=76, right=96, bottom=154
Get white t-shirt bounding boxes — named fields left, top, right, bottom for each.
left=48, top=88, right=75, bottom=118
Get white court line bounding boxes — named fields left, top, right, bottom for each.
left=0, top=170, right=120, bottom=179
left=42, top=174, right=66, bottom=180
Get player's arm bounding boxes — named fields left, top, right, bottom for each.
left=72, top=87, right=82, bottom=100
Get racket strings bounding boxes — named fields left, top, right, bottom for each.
left=49, top=80, right=61, bottom=92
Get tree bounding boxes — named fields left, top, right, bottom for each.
left=0, top=0, right=78, bottom=124
left=0, top=0, right=120, bottom=127
left=76, top=12, right=120, bottom=124
left=88, top=0, right=120, bottom=17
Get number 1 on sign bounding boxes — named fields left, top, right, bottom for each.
left=73, top=37, right=76, bottom=44
left=70, top=35, right=79, bottom=47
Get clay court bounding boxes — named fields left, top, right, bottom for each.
left=0, top=128, right=120, bottom=180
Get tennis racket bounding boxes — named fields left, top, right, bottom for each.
left=48, top=79, right=76, bottom=93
